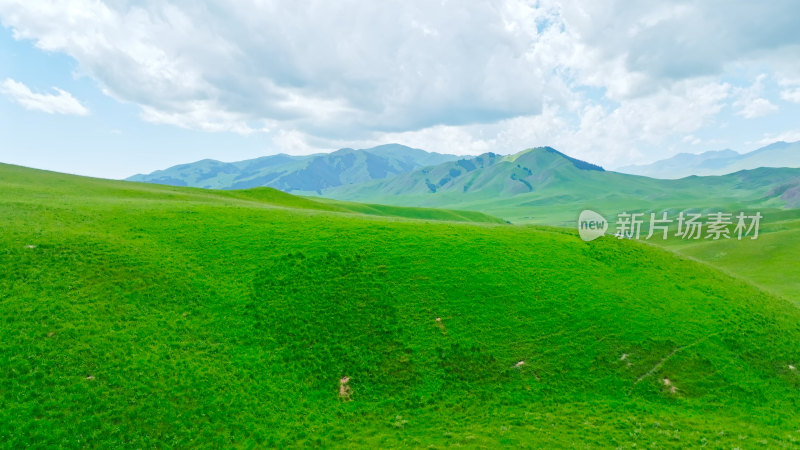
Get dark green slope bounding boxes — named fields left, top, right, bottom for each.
left=3, top=163, right=800, bottom=446
left=127, top=143, right=459, bottom=192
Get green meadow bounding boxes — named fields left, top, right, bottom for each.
left=3, top=163, right=800, bottom=447
left=656, top=208, right=800, bottom=305
left=315, top=147, right=800, bottom=309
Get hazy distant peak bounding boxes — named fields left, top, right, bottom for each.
left=616, top=141, right=800, bottom=179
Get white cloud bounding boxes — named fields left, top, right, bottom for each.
left=735, top=97, right=778, bottom=119
left=555, top=0, right=800, bottom=83
left=682, top=135, right=702, bottom=145
left=778, top=77, right=800, bottom=103
left=1, top=0, right=799, bottom=166
left=551, top=79, right=731, bottom=167
left=753, top=130, right=800, bottom=147
left=0, top=78, right=89, bottom=115
left=139, top=103, right=263, bottom=134
left=732, top=74, right=778, bottom=118
left=271, top=129, right=320, bottom=155
left=0, top=0, right=556, bottom=136
left=781, top=88, right=800, bottom=103
left=352, top=78, right=729, bottom=169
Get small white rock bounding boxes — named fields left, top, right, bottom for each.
left=514, top=360, right=525, bottom=367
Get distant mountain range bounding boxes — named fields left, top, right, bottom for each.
left=127, top=144, right=459, bottom=192
left=617, top=140, right=800, bottom=179
left=318, top=146, right=800, bottom=224
left=128, top=142, right=800, bottom=225
left=324, top=146, right=603, bottom=198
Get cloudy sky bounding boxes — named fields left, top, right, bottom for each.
left=1, top=0, right=799, bottom=179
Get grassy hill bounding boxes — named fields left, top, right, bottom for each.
left=3, top=163, right=800, bottom=447
left=656, top=208, right=800, bottom=305
left=313, top=146, right=800, bottom=307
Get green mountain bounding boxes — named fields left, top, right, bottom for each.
left=321, top=146, right=800, bottom=225
left=326, top=147, right=602, bottom=197
left=126, top=144, right=459, bottom=192
left=5, top=162, right=800, bottom=446
left=617, top=140, right=800, bottom=178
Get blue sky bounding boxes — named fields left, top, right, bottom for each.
left=0, top=25, right=272, bottom=178
left=1, top=1, right=799, bottom=179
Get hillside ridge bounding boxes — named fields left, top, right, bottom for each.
left=4, top=162, right=800, bottom=446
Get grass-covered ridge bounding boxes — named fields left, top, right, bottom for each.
left=3, top=163, right=800, bottom=447
left=658, top=208, right=800, bottom=304
left=0, top=164, right=503, bottom=224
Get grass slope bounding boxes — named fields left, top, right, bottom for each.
left=0, top=164, right=501, bottom=225
left=3, top=163, right=800, bottom=447
left=656, top=208, right=800, bottom=305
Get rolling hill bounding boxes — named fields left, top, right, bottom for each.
left=316, top=148, right=800, bottom=307
left=617, top=140, right=800, bottom=179
left=126, top=144, right=459, bottom=192
left=4, top=162, right=800, bottom=446
left=321, top=146, right=800, bottom=224
left=655, top=208, right=800, bottom=305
